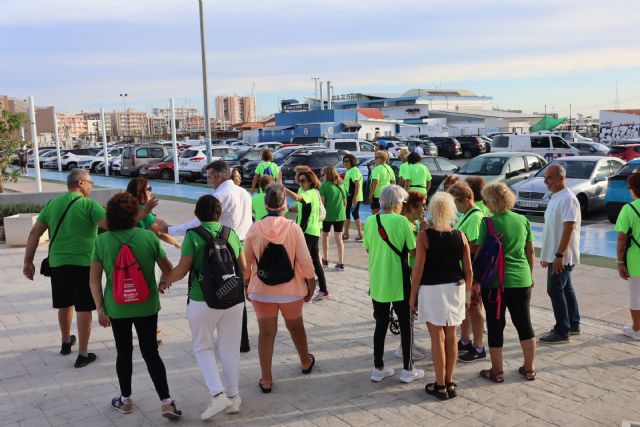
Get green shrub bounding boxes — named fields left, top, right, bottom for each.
left=0, top=203, right=42, bottom=225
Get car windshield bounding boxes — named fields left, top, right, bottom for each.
left=535, top=160, right=596, bottom=179
left=274, top=148, right=296, bottom=160
left=222, top=150, right=248, bottom=161
left=592, top=143, right=609, bottom=152
left=458, top=156, right=507, bottom=176
left=161, top=154, right=173, bottom=162
left=283, top=154, right=310, bottom=166
left=618, top=163, right=640, bottom=176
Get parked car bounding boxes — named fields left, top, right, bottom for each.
left=280, top=149, right=347, bottom=190
left=325, top=139, right=377, bottom=154
left=95, top=153, right=122, bottom=175
left=491, top=134, right=579, bottom=161
left=120, top=144, right=170, bottom=176
left=139, top=154, right=176, bottom=180
left=177, top=145, right=237, bottom=181
left=42, top=148, right=101, bottom=170
left=607, top=144, right=640, bottom=162
left=455, top=136, right=489, bottom=159
left=571, top=142, right=609, bottom=156
left=390, top=156, right=459, bottom=197
left=403, top=139, right=438, bottom=156
left=605, top=159, right=640, bottom=223
left=218, top=148, right=266, bottom=181
left=335, top=153, right=376, bottom=186
left=382, top=141, right=408, bottom=156
left=28, top=149, right=58, bottom=168
left=543, top=130, right=593, bottom=143
left=451, top=152, right=547, bottom=188
left=78, top=147, right=125, bottom=172
left=512, top=156, right=625, bottom=216
left=252, top=142, right=282, bottom=150
left=420, top=137, right=462, bottom=159
left=241, top=146, right=308, bottom=184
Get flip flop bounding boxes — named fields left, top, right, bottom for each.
left=302, top=353, right=315, bottom=374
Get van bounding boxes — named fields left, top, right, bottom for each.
left=324, top=138, right=377, bottom=153
left=120, top=144, right=170, bottom=176
left=492, top=134, right=579, bottom=162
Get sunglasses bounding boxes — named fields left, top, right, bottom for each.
left=298, top=178, right=307, bottom=184
left=146, top=186, right=152, bottom=192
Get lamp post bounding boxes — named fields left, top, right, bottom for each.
left=119, top=93, right=128, bottom=140
left=198, top=0, right=212, bottom=162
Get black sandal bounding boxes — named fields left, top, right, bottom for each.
left=259, top=379, right=272, bottom=393
left=425, top=382, right=449, bottom=400
left=518, top=366, right=536, bottom=381
left=302, top=353, right=315, bottom=374
left=446, top=381, right=458, bottom=398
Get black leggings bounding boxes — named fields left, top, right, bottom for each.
left=111, top=313, right=170, bottom=400
left=304, top=233, right=327, bottom=293
left=482, top=287, right=535, bottom=348
left=345, top=198, right=360, bottom=220
left=372, top=299, right=413, bottom=370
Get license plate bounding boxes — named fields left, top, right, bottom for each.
left=180, top=161, right=188, bottom=167
left=284, top=179, right=294, bottom=185
left=518, top=200, right=539, bottom=208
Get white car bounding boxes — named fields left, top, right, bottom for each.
left=95, top=153, right=122, bottom=174
left=78, top=147, right=125, bottom=172
left=252, top=142, right=282, bottom=150
left=178, top=145, right=239, bottom=181
left=28, top=149, right=56, bottom=167
left=42, top=148, right=100, bottom=170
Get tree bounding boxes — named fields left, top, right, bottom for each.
left=0, top=109, right=26, bottom=193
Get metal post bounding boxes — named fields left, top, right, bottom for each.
left=327, top=80, right=331, bottom=109
left=53, top=109, right=62, bottom=172
left=28, top=96, right=42, bottom=192
left=198, top=0, right=212, bottom=162
left=319, top=82, right=324, bottom=111
left=170, top=98, right=180, bottom=184
left=569, top=103, right=572, bottom=131
left=100, top=108, right=109, bottom=176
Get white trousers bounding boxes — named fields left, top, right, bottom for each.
left=186, top=300, right=243, bottom=396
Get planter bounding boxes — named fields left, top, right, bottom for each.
left=4, top=213, right=49, bottom=247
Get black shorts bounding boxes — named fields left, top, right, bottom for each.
left=50, top=265, right=96, bottom=312
left=322, top=220, right=344, bottom=233
left=345, top=198, right=361, bottom=220
left=371, top=197, right=380, bottom=211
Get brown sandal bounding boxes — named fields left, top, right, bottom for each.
left=518, top=366, right=536, bottom=381
left=480, top=369, right=504, bottom=383
left=259, top=379, right=272, bottom=393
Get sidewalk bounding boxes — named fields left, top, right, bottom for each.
left=1, top=182, right=640, bottom=426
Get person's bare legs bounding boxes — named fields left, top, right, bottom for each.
left=355, top=219, right=363, bottom=239
left=321, top=232, right=330, bottom=262
left=76, top=311, right=92, bottom=353
left=284, top=316, right=312, bottom=369
left=488, top=347, right=504, bottom=375
left=343, top=219, right=351, bottom=238
left=631, top=309, right=640, bottom=331
left=334, top=231, right=344, bottom=265
left=257, top=317, right=278, bottom=385
left=470, top=304, right=485, bottom=348
left=427, top=323, right=446, bottom=385
left=444, top=326, right=458, bottom=383
left=58, top=307, right=74, bottom=342
left=520, top=337, right=536, bottom=372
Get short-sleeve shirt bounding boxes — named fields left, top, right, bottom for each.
left=455, top=207, right=484, bottom=243
left=181, top=222, right=243, bottom=302
left=319, top=182, right=347, bottom=222
left=38, top=192, right=106, bottom=267
left=363, top=213, right=416, bottom=302
left=252, top=193, right=268, bottom=221
left=370, top=164, right=395, bottom=198
left=399, top=163, right=410, bottom=180
left=406, top=163, right=432, bottom=194
left=344, top=167, right=363, bottom=202
left=476, top=200, right=492, bottom=217
left=255, top=161, right=279, bottom=181
left=540, top=188, right=581, bottom=265
left=296, top=188, right=322, bottom=237
left=92, top=228, right=165, bottom=319
left=136, top=204, right=156, bottom=229
left=615, top=199, right=640, bottom=277
left=476, top=211, right=534, bottom=288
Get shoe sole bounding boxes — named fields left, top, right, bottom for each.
left=74, top=355, right=97, bottom=368
left=163, top=412, right=181, bottom=420
left=112, top=406, right=132, bottom=414
left=458, top=356, right=486, bottom=363
left=400, top=375, right=425, bottom=384
left=539, top=339, right=570, bottom=344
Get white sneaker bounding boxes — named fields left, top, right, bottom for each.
left=370, top=367, right=395, bottom=382
left=399, top=368, right=425, bottom=384
left=200, top=393, right=232, bottom=420
left=394, top=344, right=425, bottom=361
left=622, top=325, right=640, bottom=340
left=225, top=395, right=242, bottom=414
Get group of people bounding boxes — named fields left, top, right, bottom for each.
left=19, top=145, right=640, bottom=422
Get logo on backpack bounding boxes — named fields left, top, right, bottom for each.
left=113, top=243, right=150, bottom=305
left=472, top=218, right=505, bottom=319
left=257, top=242, right=295, bottom=285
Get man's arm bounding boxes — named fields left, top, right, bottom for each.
left=552, top=221, right=576, bottom=274
left=23, top=221, right=49, bottom=280
left=165, top=217, right=201, bottom=236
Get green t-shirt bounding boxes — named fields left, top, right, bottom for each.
left=92, top=228, right=165, bottom=319
left=399, top=163, right=410, bottom=180
left=370, top=164, right=396, bottom=198
left=476, top=211, right=534, bottom=288
left=454, top=207, right=484, bottom=243
left=137, top=204, right=156, bottom=229
left=615, top=199, right=640, bottom=277
left=363, top=213, right=416, bottom=302
left=319, top=182, right=347, bottom=222
left=255, top=161, right=279, bottom=180
left=476, top=200, right=492, bottom=217
left=407, top=217, right=420, bottom=268
left=38, top=192, right=106, bottom=267
left=181, top=222, right=243, bottom=302
left=406, top=163, right=432, bottom=195
left=344, top=167, right=364, bottom=202
left=296, top=188, right=322, bottom=236
left=252, top=193, right=268, bottom=221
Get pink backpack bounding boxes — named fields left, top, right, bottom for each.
left=113, top=242, right=149, bottom=305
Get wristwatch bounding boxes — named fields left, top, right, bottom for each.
left=555, top=252, right=564, bottom=258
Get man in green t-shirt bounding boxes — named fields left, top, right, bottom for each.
left=368, top=150, right=396, bottom=214
left=23, top=169, right=109, bottom=368
left=250, top=149, right=281, bottom=193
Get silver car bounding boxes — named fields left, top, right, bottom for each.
left=512, top=156, right=625, bottom=215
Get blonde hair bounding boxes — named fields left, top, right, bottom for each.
left=375, top=149, right=389, bottom=162
left=427, top=192, right=457, bottom=229
left=398, top=147, right=410, bottom=162
left=482, top=183, right=516, bottom=215
left=323, top=166, right=342, bottom=185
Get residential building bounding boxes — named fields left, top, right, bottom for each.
left=215, top=95, right=256, bottom=126
left=0, top=95, right=61, bottom=145
left=80, top=111, right=113, bottom=141
left=111, top=109, right=149, bottom=138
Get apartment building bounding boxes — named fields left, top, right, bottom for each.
left=111, top=109, right=149, bottom=137
left=215, top=95, right=256, bottom=126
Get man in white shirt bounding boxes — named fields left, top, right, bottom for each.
left=539, top=164, right=581, bottom=344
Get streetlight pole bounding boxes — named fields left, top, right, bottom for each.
left=198, top=0, right=212, bottom=162
left=120, top=93, right=128, bottom=140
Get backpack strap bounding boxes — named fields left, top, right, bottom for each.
left=628, top=204, right=640, bottom=249
left=376, top=214, right=403, bottom=258
left=484, top=217, right=505, bottom=320
left=48, top=196, right=82, bottom=253
left=458, top=207, right=481, bottom=229
left=186, top=226, right=213, bottom=304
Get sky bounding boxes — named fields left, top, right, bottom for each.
left=2, top=0, right=640, bottom=119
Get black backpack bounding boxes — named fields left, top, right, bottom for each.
left=188, top=226, right=244, bottom=309
left=257, top=242, right=294, bottom=285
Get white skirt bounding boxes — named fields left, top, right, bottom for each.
left=417, top=282, right=466, bottom=326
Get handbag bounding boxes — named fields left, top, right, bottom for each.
left=317, top=189, right=326, bottom=221
left=40, top=196, right=81, bottom=277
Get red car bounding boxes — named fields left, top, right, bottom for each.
left=607, top=144, right=640, bottom=162
left=139, top=154, right=176, bottom=180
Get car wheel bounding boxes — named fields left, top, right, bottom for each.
left=463, top=150, right=472, bottom=159
left=67, top=162, right=77, bottom=170
left=160, top=169, right=173, bottom=180
left=577, top=194, right=588, bottom=216
left=89, top=163, right=97, bottom=172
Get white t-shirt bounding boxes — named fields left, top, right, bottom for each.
left=414, top=145, right=424, bottom=155
left=540, top=187, right=581, bottom=265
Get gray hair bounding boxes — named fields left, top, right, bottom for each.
left=547, top=163, right=566, bottom=177
left=67, top=168, right=89, bottom=188
left=205, top=160, right=230, bottom=180
left=264, top=183, right=286, bottom=212
left=379, top=185, right=408, bottom=210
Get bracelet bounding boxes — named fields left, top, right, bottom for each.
left=617, top=260, right=625, bottom=265
left=555, top=252, right=564, bottom=258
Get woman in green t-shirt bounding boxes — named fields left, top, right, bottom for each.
left=319, top=167, right=347, bottom=270
left=404, top=152, right=432, bottom=195
left=89, top=192, right=182, bottom=419
left=250, top=149, right=281, bottom=193
left=465, top=176, right=492, bottom=217
left=252, top=175, right=275, bottom=221
left=397, top=148, right=410, bottom=189
left=286, top=169, right=328, bottom=300
left=342, top=153, right=364, bottom=241
left=615, top=172, right=640, bottom=340
left=368, top=150, right=396, bottom=215
left=475, top=183, right=536, bottom=383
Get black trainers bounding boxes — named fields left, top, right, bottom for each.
left=458, top=346, right=486, bottom=363
left=570, top=325, right=581, bottom=336
left=74, top=352, right=97, bottom=368
left=457, top=340, right=473, bottom=353
left=321, top=259, right=329, bottom=267
left=60, top=335, right=77, bottom=355
left=539, top=330, right=570, bottom=344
